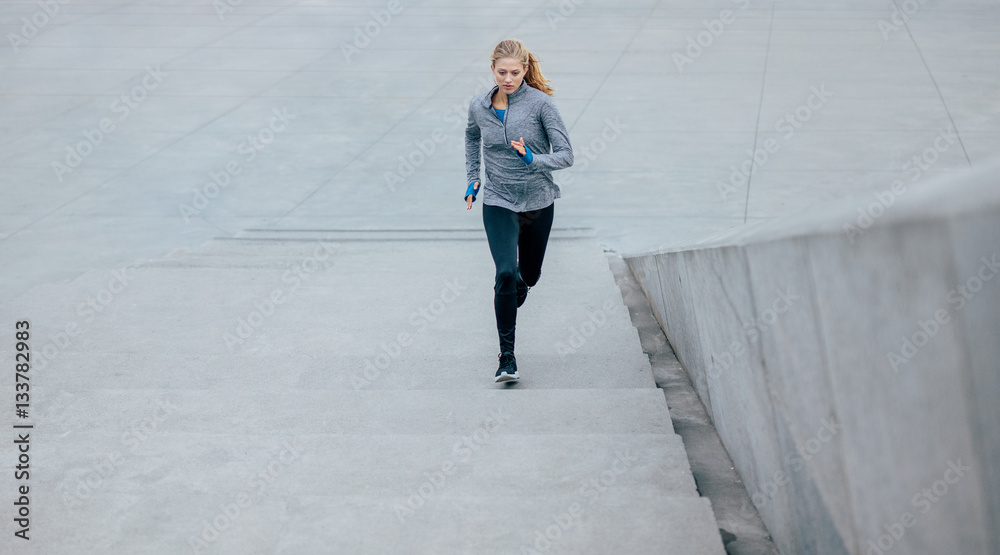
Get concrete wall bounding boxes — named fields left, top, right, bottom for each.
left=625, top=162, right=1000, bottom=555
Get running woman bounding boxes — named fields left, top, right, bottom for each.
left=464, top=39, right=575, bottom=383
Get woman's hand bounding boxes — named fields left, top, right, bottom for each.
left=465, top=181, right=480, bottom=210
left=510, top=136, right=526, bottom=156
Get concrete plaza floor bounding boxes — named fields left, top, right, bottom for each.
left=1, top=0, right=998, bottom=552
left=1, top=0, right=998, bottom=300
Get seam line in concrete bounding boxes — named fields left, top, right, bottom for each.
left=743, top=1, right=775, bottom=225
left=566, top=0, right=663, bottom=133
left=213, top=237, right=596, bottom=243
left=238, top=227, right=596, bottom=232
left=891, top=0, right=974, bottom=167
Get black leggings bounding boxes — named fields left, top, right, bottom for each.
left=482, top=202, right=555, bottom=354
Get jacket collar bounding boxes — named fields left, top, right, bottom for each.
left=483, top=81, right=529, bottom=107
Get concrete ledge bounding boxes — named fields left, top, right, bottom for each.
left=625, top=161, right=1000, bottom=554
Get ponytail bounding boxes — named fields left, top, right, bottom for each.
left=524, top=51, right=554, bottom=96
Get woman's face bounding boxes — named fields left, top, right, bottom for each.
left=491, top=57, right=527, bottom=94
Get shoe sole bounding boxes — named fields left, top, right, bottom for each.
left=494, top=372, right=520, bottom=383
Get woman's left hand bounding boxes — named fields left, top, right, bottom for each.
left=511, top=136, right=526, bottom=156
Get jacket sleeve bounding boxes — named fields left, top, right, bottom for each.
left=465, top=100, right=482, bottom=185
left=528, top=98, right=574, bottom=172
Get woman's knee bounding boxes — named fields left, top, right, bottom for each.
left=520, top=269, right=541, bottom=287
left=495, top=267, right=518, bottom=294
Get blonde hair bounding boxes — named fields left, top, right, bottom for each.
left=490, top=39, right=554, bottom=96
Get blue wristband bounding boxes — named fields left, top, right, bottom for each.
left=519, top=145, right=533, bottom=164
left=465, top=180, right=480, bottom=201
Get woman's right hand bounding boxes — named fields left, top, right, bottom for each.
left=465, top=181, right=480, bottom=210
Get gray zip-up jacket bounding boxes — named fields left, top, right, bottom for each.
left=465, top=81, right=574, bottom=212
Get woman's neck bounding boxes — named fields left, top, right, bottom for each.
left=492, top=89, right=508, bottom=108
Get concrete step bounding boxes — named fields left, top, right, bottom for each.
left=31, top=388, right=676, bottom=436
left=14, top=290, right=638, bottom=339
left=19, top=433, right=700, bottom=499
left=30, top=491, right=724, bottom=554
left=29, top=351, right=655, bottom=390
left=26, top=320, right=645, bottom=365
left=232, top=226, right=599, bottom=241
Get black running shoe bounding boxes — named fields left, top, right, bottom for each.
left=516, top=277, right=529, bottom=308
left=494, top=352, right=519, bottom=383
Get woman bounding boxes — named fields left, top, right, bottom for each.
left=464, top=39, right=574, bottom=383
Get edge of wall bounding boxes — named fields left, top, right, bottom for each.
left=624, top=161, right=1000, bottom=554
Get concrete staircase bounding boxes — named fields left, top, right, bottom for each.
left=7, top=228, right=725, bottom=554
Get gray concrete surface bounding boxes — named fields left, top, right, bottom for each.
left=625, top=162, right=1000, bottom=554
left=2, top=229, right=726, bottom=553
left=2, top=0, right=999, bottom=553
left=3, top=1, right=999, bottom=300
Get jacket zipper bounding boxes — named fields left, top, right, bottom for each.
left=498, top=85, right=509, bottom=145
